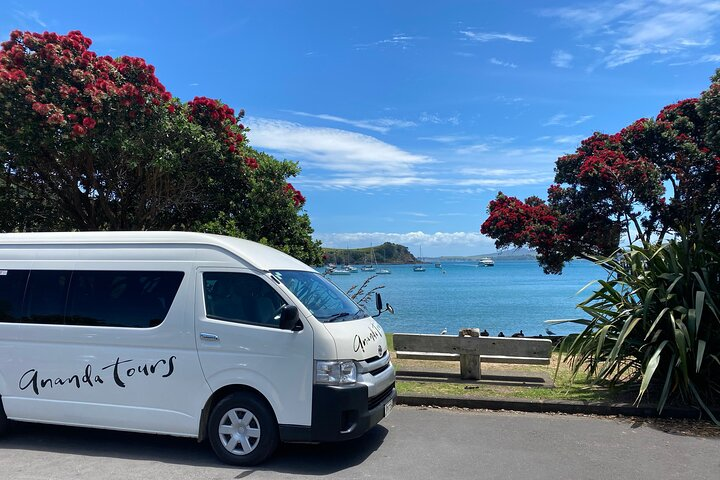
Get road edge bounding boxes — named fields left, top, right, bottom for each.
left=396, top=393, right=718, bottom=419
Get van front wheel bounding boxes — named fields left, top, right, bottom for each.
left=208, top=393, right=279, bottom=466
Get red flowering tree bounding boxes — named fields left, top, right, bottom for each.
left=482, top=69, right=720, bottom=274
left=0, top=30, right=321, bottom=264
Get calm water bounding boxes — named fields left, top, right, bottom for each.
left=323, top=260, right=604, bottom=337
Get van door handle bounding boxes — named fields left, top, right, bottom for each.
left=200, top=332, right=219, bottom=341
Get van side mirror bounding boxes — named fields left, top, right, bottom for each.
left=279, top=305, right=302, bottom=331
left=373, top=293, right=394, bottom=318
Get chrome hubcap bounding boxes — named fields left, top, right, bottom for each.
left=218, top=408, right=261, bottom=455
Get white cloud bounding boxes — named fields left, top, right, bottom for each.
left=551, top=135, right=585, bottom=145
left=246, top=117, right=433, bottom=188
left=454, top=176, right=554, bottom=187
left=355, top=33, right=423, bottom=50
left=453, top=166, right=554, bottom=188
left=490, top=57, right=518, bottom=68
left=542, top=0, right=720, bottom=67
left=538, top=134, right=586, bottom=145
left=460, top=30, right=533, bottom=43
left=13, top=10, right=47, bottom=27
left=495, top=95, right=526, bottom=105
left=419, top=112, right=460, bottom=125
left=456, top=144, right=490, bottom=155
left=669, top=53, right=720, bottom=65
left=418, top=135, right=477, bottom=144
left=543, top=113, right=593, bottom=127
left=299, top=175, right=436, bottom=189
left=551, top=50, right=573, bottom=68
left=247, top=118, right=565, bottom=191
left=490, top=57, right=517, bottom=68
left=316, top=231, right=497, bottom=254
left=458, top=168, right=536, bottom=176
left=286, top=110, right=416, bottom=134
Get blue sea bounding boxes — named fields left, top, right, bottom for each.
left=323, top=260, right=604, bottom=337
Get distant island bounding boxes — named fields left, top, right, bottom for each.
left=323, top=243, right=417, bottom=265
left=322, top=244, right=538, bottom=265
left=423, top=248, right=538, bottom=263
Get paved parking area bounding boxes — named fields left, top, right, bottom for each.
left=1, top=406, right=718, bottom=479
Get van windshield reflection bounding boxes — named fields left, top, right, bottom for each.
left=271, top=270, right=365, bottom=323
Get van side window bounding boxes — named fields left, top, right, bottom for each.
left=23, top=270, right=72, bottom=324
left=203, top=272, right=285, bottom=328
left=0, top=270, right=30, bottom=323
left=66, top=271, right=185, bottom=328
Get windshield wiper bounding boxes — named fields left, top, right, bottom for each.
left=325, top=312, right=352, bottom=323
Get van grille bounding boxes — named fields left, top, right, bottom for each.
left=368, top=384, right=395, bottom=411
left=357, top=351, right=390, bottom=374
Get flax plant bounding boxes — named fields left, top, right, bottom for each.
left=553, top=233, right=720, bottom=422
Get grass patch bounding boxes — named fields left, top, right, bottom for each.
left=385, top=332, right=394, bottom=351
left=394, top=362, right=618, bottom=402
left=386, top=333, right=627, bottom=403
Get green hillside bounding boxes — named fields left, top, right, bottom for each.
left=323, top=242, right=417, bottom=265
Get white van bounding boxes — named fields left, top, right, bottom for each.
left=0, top=232, right=395, bottom=465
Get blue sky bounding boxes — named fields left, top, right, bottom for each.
left=3, top=1, right=720, bottom=256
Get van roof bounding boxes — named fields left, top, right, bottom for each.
left=0, top=231, right=315, bottom=272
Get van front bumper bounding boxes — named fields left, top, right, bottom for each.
left=279, top=382, right=396, bottom=443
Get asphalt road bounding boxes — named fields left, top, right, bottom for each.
left=1, top=406, right=718, bottom=479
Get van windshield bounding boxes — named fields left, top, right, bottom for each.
left=271, top=270, right=365, bottom=323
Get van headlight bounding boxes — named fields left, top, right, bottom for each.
left=314, top=360, right=357, bottom=385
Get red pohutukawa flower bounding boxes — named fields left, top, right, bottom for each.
left=284, top=183, right=306, bottom=207
left=481, top=192, right=562, bottom=252
left=185, top=96, right=247, bottom=162
left=47, top=112, right=65, bottom=125
left=31, top=102, right=51, bottom=116
left=0, top=29, right=175, bottom=136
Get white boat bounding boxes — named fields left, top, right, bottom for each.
left=325, top=267, right=351, bottom=275
left=414, top=246, right=426, bottom=271
left=434, top=263, right=442, bottom=268
left=478, top=257, right=495, bottom=267
left=361, top=244, right=378, bottom=272
left=329, top=269, right=351, bottom=275
left=376, top=268, right=391, bottom=274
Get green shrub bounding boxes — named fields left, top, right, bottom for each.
left=554, top=234, right=720, bottom=421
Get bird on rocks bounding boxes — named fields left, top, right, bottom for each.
left=545, top=328, right=556, bottom=336
left=480, top=329, right=489, bottom=336
left=440, top=328, right=447, bottom=335
left=498, top=331, right=505, bottom=337
left=511, top=330, right=524, bottom=338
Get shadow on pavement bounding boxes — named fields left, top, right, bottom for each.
left=621, top=417, right=720, bottom=438
left=2, top=421, right=224, bottom=467
left=2, top=420, right=390, bottom=475
left=258, top=424, right=389, bottom=475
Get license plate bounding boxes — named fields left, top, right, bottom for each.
left=384, top=398, right=394, bottom=417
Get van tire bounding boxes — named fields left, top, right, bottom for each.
left=0, top=397, right=8, bottom=436
left=207, top=392, right=279, bottom=466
